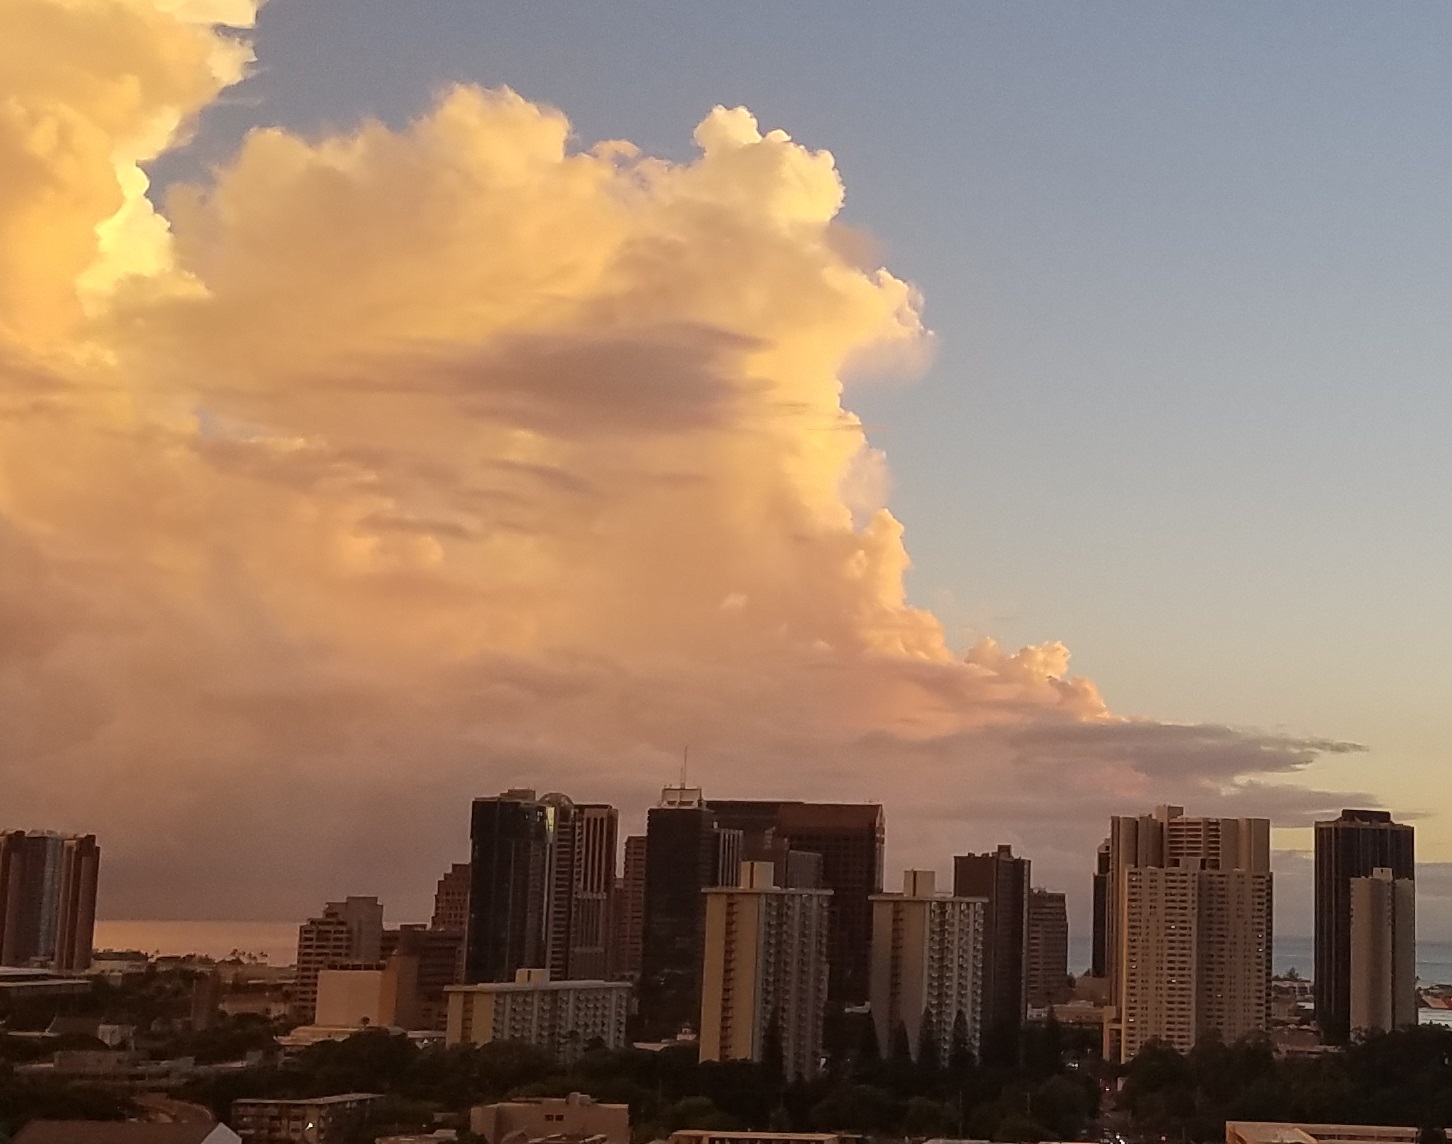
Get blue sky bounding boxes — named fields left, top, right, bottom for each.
left=164, top=1, right=1451, bottom=857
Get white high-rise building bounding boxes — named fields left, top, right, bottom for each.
left=1349, top=867, right=1415, bottom=1035
left=869, top=870, right=985, bottom=1063
left=698, top=861, right=832, bottom=1079
left=1107, top=806, right=1272, bottom=1062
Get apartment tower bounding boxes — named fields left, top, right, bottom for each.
left=1107, top=806, right=1272, bottom=1062
left=953, top=844, right=1030, bottom=1050
left=1026, top=889, right=1070, bottom=1008
left=1349, top=867, right=1416, bottom=1035
left=0, top=831, right=101, bottom=972
left=637, top=787, right=742, bottom=1038
left=699, top=861, right=833, bottom=1079
left=707, top=800, right=885, bottom=1006
left=293, top=895, right=385, bottom=1022
left=870, top=869, right=985, bottom=1062
left=1314, top=809, right=1415, bottom=1044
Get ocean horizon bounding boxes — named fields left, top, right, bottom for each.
left=97, top=921, right=1452, bottom=985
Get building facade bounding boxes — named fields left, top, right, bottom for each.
left=1349, top=867, right=1416, bottom=1035
left=1026, top=888, right=1070, bottom=1008
left=637, top=788, right=741, bottom=1038
left=699, top=861, right=832, bottom=1079
left=0, top=831, right=100, bottom=972
left=707, top=800, right=884, bottom=1006
left=431, top=863, right=470, bottom=931
left=869, top=870, right=985, bottom=1063
left=292, top=896, right=384, bottom=1022
left=446, top=969, right=630, bottom=1059
left=1091, top=839, right=1110, bottom=979
left=614, top=834, right=647, bottom=980
left=1314, top=809, right=1415, bottom=1044
left=542, top=797, right=618, bottom=982
left=954, top=845, right=1029, bottom=1048
left=471, top=1093, right=630, bottom=1144
left=466, top=792, right=552, bottom=983
left=231, top=1094, right=379, bottom=1144
left=1107, top=807, right=1272, bottom=1062
left=383, top=924, right=465, bottom=1031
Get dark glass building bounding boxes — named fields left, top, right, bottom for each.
left=1091, top=839, right=1110, bottom=978
left=707, top=799, right=885, bottom=1006
left=1315, top=809, right=1415, bottom=1044
left=954, top=844, right=1030, bottom=1052
left=637, top=789, right=737, bottom=1038
left=464, top=792, right=551, bottom=983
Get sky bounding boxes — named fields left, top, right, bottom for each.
left=2, top=1, right=1448, bottom=941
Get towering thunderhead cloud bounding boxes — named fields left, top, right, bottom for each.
left=0, top=0, right=1363, bottom=918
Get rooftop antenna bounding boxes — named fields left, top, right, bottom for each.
left=681, top=746, right=689, bottom=789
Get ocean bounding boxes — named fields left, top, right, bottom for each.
left=100, top=923, right=1452, bottom=986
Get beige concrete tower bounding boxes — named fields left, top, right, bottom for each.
left=1107, top=806, right=1272, bottom=1062
left=698, top=861, right=832, bottom=1079
left=1349, top=867, right=1415, bottom=1035
left=870, top=870, right=986, bottom=1062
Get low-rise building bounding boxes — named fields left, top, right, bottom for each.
left=230, top=1093, right=380, bottom=1143
left=1227, top=1124, right=1452, bottom=1144
left=471, top=1092, right=630, bottom=1144
left=665, top=1133, right=860, bottom=1144
left=446, top=969, right=629, bottom=1060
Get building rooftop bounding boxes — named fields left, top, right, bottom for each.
left=233, top=1092, right=381, bottom=1106
left=12, top=1124, right=226, bottom=1144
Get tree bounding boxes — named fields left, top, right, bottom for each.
left=949, top=1009, right=975, bottom=1074
left=917, top=1009, right=943, bottom=1078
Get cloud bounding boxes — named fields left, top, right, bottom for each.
left=0, top=0, right=1380, bottom=929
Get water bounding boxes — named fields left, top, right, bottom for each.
left=93, top=920, right=304, bottom=963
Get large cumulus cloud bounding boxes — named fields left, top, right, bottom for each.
left=0, top=0, right=1368, bottom=928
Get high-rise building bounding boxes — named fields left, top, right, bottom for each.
left=699, top=861, right=832, bottom=1079
left=614, top=835, right=647, bottom=980
left=542, top=798, right=618, bottom=982
left=465, top=792, right=552, bottom=983
left=1026, top=889, right=1070, bottom=1008
left=1349, top=867, right=1416, bottom=1035
left=1314, top=809, right=1415, bottom=1044
left=707, top=800, right=885, bottom=1005
left=1106, top=806, right=1272, bottom=1063
left=292, top=895, right=384, bottom=1022
left=870, top=870, right=985, bottom=1062
left=431, top=863, right=470, bottom=931
left=0, top=831, right=100, bottom=972
left=1091, top=840, right=1110, bottom=978
left=953, top=844, right=1029, bottom=1045
left=382, top=924, right=466, bottom=1031
left=637, top=787, right=741, bottom=1039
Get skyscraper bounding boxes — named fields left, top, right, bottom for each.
left=614, top=834, right=647, bottom=980
left=1026, top=888, right=1070, bottom=1008
left=1091, top=839, right=1110, bottom=979
left=293, top=895, right=385, bottom=1021
left=953, top=844, right=1030, bottom=1048
left=1349, top=867, right=1415, bottom=1035
left=637, top=786, right=740, bottom=1039
left=699, top=861, right=832, bottom=1079
left=541, top=797, right=618, bottom=981
left=465, top=792, right=551, bottom=983
left=707, top=800, right=885, bottom=1005
left=1314, top=809, right=1415, bottom=1044
left=870, top=870, right=985, bottom=1062
left=1106, top=806, right=1272, bottom=1063
left=0, top=831, right=100, bottom=972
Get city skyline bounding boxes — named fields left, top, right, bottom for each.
left=5, top=0, right=1450, bottom=944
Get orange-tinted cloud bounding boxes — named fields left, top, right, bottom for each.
left=0, top=0, right=1364, bottom=923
